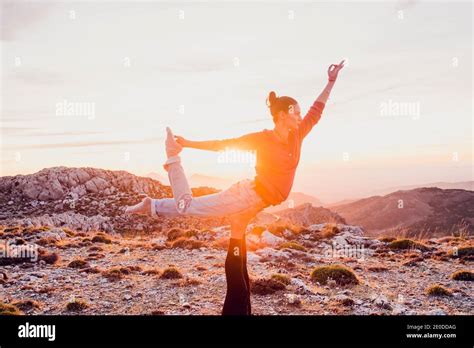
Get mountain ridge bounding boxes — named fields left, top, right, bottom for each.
left=331, top=187, right=474, bottom=237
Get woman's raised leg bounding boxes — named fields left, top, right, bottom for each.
left=163, top=127, right=193, bottom=213
left=125, top=127, right=191, bottom=216
left=126, top=128, right=266, bottom=218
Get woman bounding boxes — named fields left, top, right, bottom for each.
left=126, top=60, right=345, bottom=315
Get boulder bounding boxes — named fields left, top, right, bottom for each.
left=260, top=231, right=284, bottom=247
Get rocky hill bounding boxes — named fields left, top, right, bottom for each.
left=255, top=203, right=345, bottom=227
left=0, top=167, right=222, bottom=234
left=369, top=181, right=473, bottom=197
left=264, top=192, right=324, bottom=214
left=331, top=188, right=474, bottom=238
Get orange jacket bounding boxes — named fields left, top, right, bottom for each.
left=205, top=101, right=326, bottom=206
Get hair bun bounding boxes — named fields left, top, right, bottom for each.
left=267, top=91, right=277, bottom=107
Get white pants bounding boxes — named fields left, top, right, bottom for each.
left=153, top=156, right=267, bottom=217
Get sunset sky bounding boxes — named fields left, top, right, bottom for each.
left=1, top=1, right=472, bottom=203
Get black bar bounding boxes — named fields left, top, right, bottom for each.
left=0, top=315, right=472, bottom=346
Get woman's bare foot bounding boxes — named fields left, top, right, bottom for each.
left=163, top=127, right=183, bottom=171
left=166, top=127, right=182, bottom=158
left=125, top=197, right=155, bottom=216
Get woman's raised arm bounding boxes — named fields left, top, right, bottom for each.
left=298, top=60, right=345, bottom=138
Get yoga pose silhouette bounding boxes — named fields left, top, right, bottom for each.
left=126, top=60, right=345, bottom=315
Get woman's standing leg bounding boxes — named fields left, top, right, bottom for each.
left=222, top=207, right=259, bottom=315
left=241, top=235, right=251, bottom=314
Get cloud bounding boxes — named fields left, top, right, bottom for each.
left=1, top=114, right=58, bottom=122
left=6, top=68, right=64, bottom=85
left=395, top=0, right=418, bottom=11
left=1, top=129, right=104, bottom=137
left=0, top=2, right=54, bottom=40
left=4, top=137, right=158, bottom=150
left=153, top=60, right=229, bottom=74
left=232, top=117, right=270, bottom=125
left=0, top=127, right=39, bottom=134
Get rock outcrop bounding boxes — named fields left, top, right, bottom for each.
left=0, top=167, right=221, bottom=233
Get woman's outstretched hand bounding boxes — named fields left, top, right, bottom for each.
left=328, top=60, right=345, bottom=82
left=174, top=135, right=188, bottom=147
